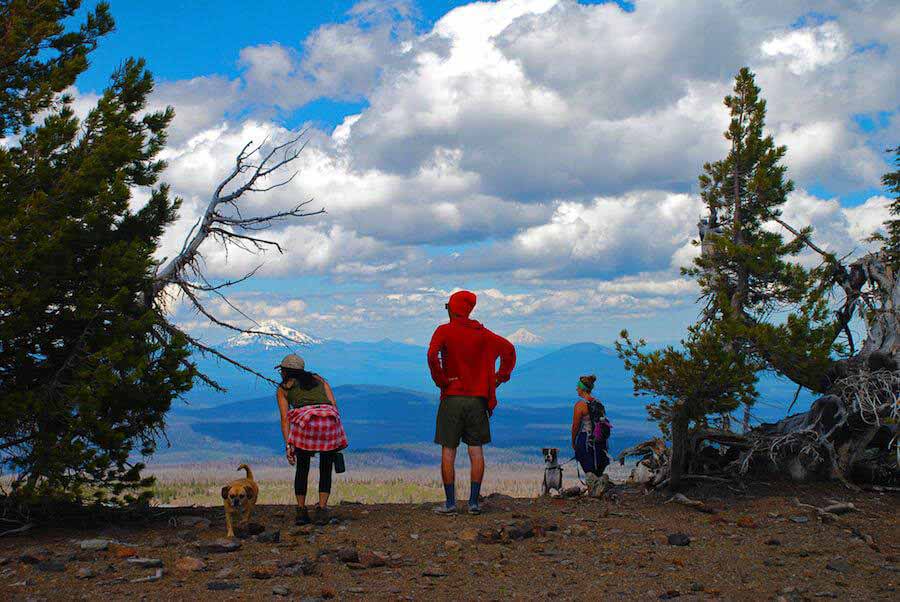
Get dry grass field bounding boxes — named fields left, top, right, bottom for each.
left=146, top=461, right=634, bottom=506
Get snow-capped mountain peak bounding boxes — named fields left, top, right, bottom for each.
left=506, top=328, right=545, bottom=345
left=225, top=320, right=322, bottom=349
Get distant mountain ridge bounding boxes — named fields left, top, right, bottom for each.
left=506, top=328, right=544, bottom=345
left=224, top=319, right=322, bottom=349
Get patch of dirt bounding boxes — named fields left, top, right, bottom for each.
left=1, top=483, right=897, bottom=600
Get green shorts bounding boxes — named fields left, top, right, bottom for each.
left=434, top=395, right=491, bottom=448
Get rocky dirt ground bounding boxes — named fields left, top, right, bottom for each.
left=1, top=482, right=897, bottom=601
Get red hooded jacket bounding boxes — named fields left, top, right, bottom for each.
left=427, top=291, right=516, bottom=414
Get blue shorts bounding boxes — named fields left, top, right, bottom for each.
left=574, top=432, right=609, bottom=476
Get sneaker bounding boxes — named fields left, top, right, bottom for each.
left=313, top=506, right=330, bottom=526
left=295, top=506, right=311, bottom=526
left=433, top=504, right=458, bottom=515
left=467, top=503, right=481, bottom=515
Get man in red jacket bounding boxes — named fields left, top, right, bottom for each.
left=427, top=290, right=516, bottom=514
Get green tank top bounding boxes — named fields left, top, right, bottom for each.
left=283, top=379, right=329, bottom=409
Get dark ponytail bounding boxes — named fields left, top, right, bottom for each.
left=280, top=367, right=320, bottom=391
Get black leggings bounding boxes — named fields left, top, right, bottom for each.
left=294, top=449, right=334, bottom=496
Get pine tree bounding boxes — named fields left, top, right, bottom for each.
left=0, top=4, right=193, bottom=508
left=872, top=147, right=900, bottom=268
left=686, top=68, right=836, bottom=401
left=616, top=325, right=757, bottom=489
left=0, top=1, right=113, bottom=136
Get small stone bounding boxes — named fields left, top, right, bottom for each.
left=175, top=556, right=206, bottom=572
left=667, top=533, right=691, bottom=547
left=444, top=540, right=461, bottom=551
left=460, top=529, right=478, bottom=542
left=423, top=565, right=448, bottom=577
left=321, top=586, right=338, bottom=599
left=178, top=516, right=211, bottom=528
left=766, top=538, right=782, bottom=546
left=790, top=516, right=810, bottom=524
left=36, top=560, right=66, bottom=572
left=176, top=530, right=198, bottom=543
left=690, top=583, right=704, bottom=592
left=215, top=567, right=233, bottom=579
left=79, top=539, right=110, bottom=552
left=826, top=559, right=851, bottom=573
left=764, top=558, right=785, bottom=567
left=207, top=581, right=240, bottom=591
left=410, top=533, right=419, bottom=540
left=337, top=547, right=359, bottom=563
left=736, top=516, right=757, bottom=529
left=278, top=558, right=317, bottom=576
left=272, top=585, right=290, bottom=596
left=77, top=567, right=96, bottom=579
left=359, top=551, right=387, bottom=568
left=111, top=545, right=138, bottom=559
left=19, top=547, right=51, bottom=564
left=195, top=539, right=241, bottom=554
left=814, top=593, right=837, bottom=599
left=131, top=568, right=164, bottom=583
left=250, top=565, right=276, bottom=579
left=346, top=587, right=367, bottom=594
left=659, top=589, right=681, bottom=599
left=127, top=558, right=163, bottom=568
left=256, top=529, right=281, bottom=544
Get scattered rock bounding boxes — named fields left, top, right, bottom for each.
left=256, top=529, right=281, bottom=544
left=459, top=529, right=478, bottom=542
left=178, top=516, right=211, bottom=529
left=346, top=587, right=367, bottom=594
left=19, top=547, right=51, bottom=564
left=272, top=585, right=291, bottom=596
left=359, top=550, right=387, bottom=567
left=77, top=567, right=96, bottom=579
left=131, top=568, right=164, bottom=583
left=766, top=538, right=782, bottom=546
left=667, top=533, right=691, bottom=547
left=278, top=558, right=317, bottom=576
left=423, top=565, right=448, bottom=577
left=250, top=565, right=277, bottom=579
left=215, top=567, right=233, bottom=579
left=826, top=559, right=851, bottom=573
left=176, top=529, right=198, bottom=543
left=659, top=589, right=681, bottom=599
left=127, top=558, right=163, bottom=568
left=174, top=556, right=206, bottom=572
left=207, top=581, right=240, bottom=591
left=321, top=586, right=337, bottom=598
left=78, top=539, right=110, bottom=552
left=444, top=540, right=461, bottom=552
left=110, top=545, right=138, bottom=558
left=790, top=516, right=810, bottom=524
left=337, top=547, right=359, bottom=563
left=35, top=561, right=66, bottom=573
left=195, top=539, right=242, bottom=554
left=736, top=516, right=758, bottom=529
left=690, top=582, right=704, bottom=592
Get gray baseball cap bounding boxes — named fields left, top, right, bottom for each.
left=277, top=354, right=305, bottom=370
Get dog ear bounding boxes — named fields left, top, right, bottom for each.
left=221, top=486, right=230, bottom=499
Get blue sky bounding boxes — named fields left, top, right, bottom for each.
left=66, top=0, right=898, bottom=346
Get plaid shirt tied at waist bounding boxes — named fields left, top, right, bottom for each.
left=287, top=404, right=348, bottom=452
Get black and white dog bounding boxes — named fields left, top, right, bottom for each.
left=541, top=447, right=563, bottom=496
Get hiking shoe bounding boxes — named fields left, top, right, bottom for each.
left=433, top=504, right=458, bottom=515
left=467, top=503, right=482, bottom=515
left=313, top=506, right=330, bottom=526
left=295, top=507, right=311, bottom=526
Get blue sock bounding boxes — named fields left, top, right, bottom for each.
left=469, top=481, right=481, bottom=507
left=443, top=483, right=456, bottom=508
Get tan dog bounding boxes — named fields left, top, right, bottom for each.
left=221, top=464, right=259, bottom=538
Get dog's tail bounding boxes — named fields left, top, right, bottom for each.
left=237, top=463, right=253, bottom=480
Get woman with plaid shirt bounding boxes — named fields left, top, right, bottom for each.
left=276, top=354, right=348, bottom=526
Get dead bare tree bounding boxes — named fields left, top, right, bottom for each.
left=148, top=133, right=324, bottom=387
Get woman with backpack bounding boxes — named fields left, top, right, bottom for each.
left=276, top=354, right=348, bottom=526
left=571, top=375, right=611, bottom=478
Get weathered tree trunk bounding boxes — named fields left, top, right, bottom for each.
left=669, top=413, right=689, bottom=490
